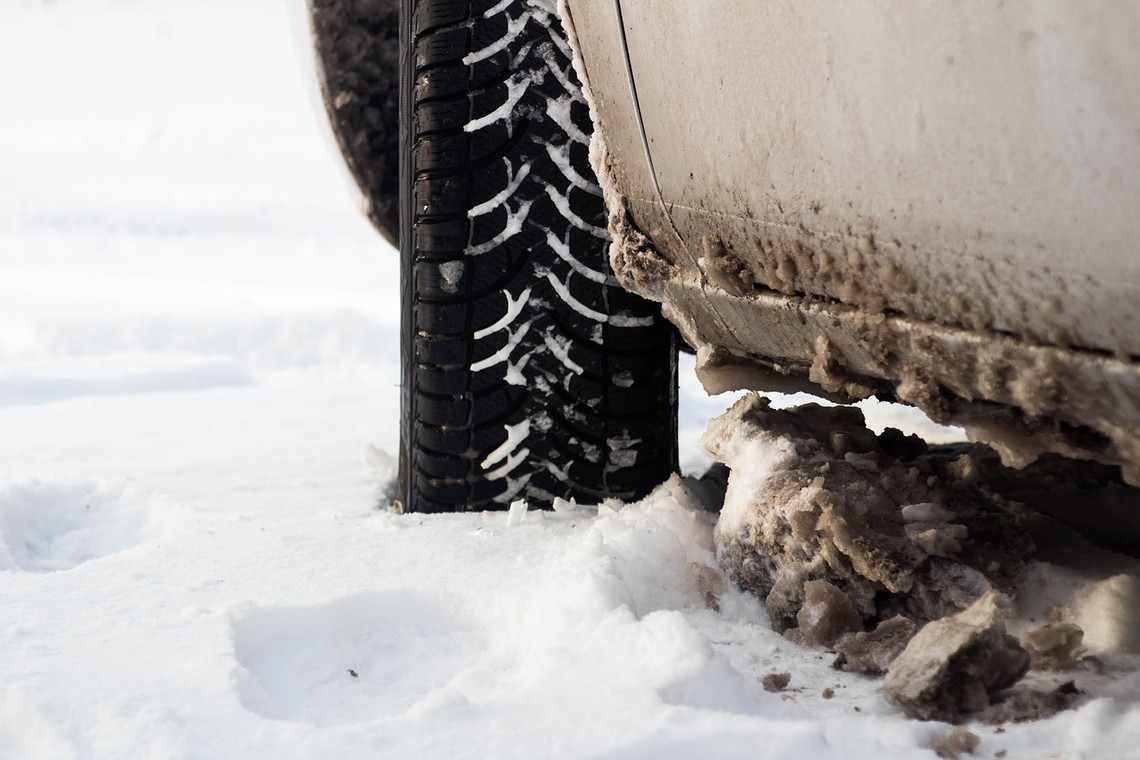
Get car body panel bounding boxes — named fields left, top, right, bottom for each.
left=563, top=0, right=679, bottom=255
left=561, top=0, right=1140, bottom=479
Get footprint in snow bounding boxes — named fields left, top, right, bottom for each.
left=0, top=692, right=74, bottom=760
left=231, top=591, right=486, bottom=726
left=0, top=481, right=170, bottom=573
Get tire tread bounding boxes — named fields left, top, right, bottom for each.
left=400, top=0, right=677, bottom=512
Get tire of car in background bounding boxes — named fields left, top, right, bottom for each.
left=309, top=0, right=402, bottom=246
left=310, top=0, right=680, bottom=512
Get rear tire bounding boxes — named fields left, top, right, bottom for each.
left=309, top=0, right=401, bottom=245
left=398, top=0, right=678, bottom=512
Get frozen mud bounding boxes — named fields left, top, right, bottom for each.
left=880, top=591, right=1029, bottom=722
left=1022, top=620, right=1084, bottom=671
left=931, top=727, right=981, bottom=759
left=705, top=394, right=1034, bottom=638
left=833, top=615, right=917, bottom=674
left=704, top=392, right=1140, bottom=723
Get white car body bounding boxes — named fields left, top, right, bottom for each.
left=562, top=0, right=1140, bottom=480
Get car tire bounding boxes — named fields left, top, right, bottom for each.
left=398, top=0, right=678, bottom=512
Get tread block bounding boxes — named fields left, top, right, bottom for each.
left=415, top=99, right=469, bottom=134
left=415, top=65, right=468, bottom=102
left=414, top=134, right=468, bottom=171
left=416, top=450, right=472, bottom=479
left=414, top=420, right=470, bottom=453
left=413, top=219, right=469, bottom=256
left=414, top=27, right=469, bottom=69
left=415, top=334, right=469, bottom=366
left=416, top=300, right=472, bottom=335
left=418, top=394, right=472, bottom=427
left=414, top=175, right=469, bottom=218
left=416, top=477, right=467, bottom=507
left=418, top=365, right=469, bottom=396
left=414, top=0, right=468, bottom=35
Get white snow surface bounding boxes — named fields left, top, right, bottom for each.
left=2, top=2, right=1137, bottom=758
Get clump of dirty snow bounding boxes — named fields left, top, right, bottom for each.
left=930, top=726, right=980, bottom=759
left=1075, top=574, right=1140, bottom=653
left=880, top=591, right=1029, bottom=722
left=1022, top=620, right=1084, bottom=671
left=833, top=615, right=917, bottom=674
left=704, top=392, right=1140, bottom=725
left=705, top=393, right=1034, bottom=639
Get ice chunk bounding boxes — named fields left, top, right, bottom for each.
left=905, top=521, right=969, bottom=557
left=977, top=681, right=1081, bottom=724
left=790, top=580, right=861, bottom=648
left=930, top=727, right=980, bottom=759
left=550, top=496, right=580, bottom=515
left=506, top=499, right=528, bottom=528
left=833, top=616, right=917, bottom=674
left=438, top=260, right=465, bottom=294
left=761, top=672, right=791, bottom=692
left=709, top=394, right=1034, bottom=640
left=1075, top=574, right=1140, bottom=653
left=1022, top=621, right=1084, bottom=670
left=902, top=502, right=958, bottom=523
left=881, top=591, right=1030, bottom=722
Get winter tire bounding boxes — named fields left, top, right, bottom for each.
left=398, top=0, right=678, bottom=512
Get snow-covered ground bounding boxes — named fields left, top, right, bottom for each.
left=2, top=2, right=1137, bottom=758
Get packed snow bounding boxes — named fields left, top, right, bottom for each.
left=3, top=1, right=1139, bottom=758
